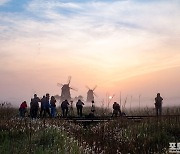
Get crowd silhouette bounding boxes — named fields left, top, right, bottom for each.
left=19, top=93, right=164, bottom=118
left=19, top=93, right=87, bottom=119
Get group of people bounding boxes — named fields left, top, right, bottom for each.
left=30, top=93, right=57, bottom=118
left=111, top=93, right=163, bottom=117
left=19, top=94, right=86, bottom=118
left=19, top=93, right=164, bottom=118
left=60, top=99, right=85, bottom=117
left=19, top=93, right=57, bottom=118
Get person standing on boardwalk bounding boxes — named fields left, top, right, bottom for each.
left=76, top=99, right=84, bottom=117
left=155, top=93, right=163, bottom=116
left=112, top=102, right=121, bottom=117
left=61, top=100, right=69, bottom=117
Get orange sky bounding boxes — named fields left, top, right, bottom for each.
left=0, top=0, right=180, bottom=107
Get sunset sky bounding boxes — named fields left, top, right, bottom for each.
left=0, top=0, right=180, bottom=108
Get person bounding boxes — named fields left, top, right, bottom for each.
left=30, top=94, right=40, bottom=119
left=112, top=102, right=121, bottom=117
left=19, top=101, right=27, bottom=118
left=61, top=100, right=69, bottom=117
left=87, top=100, right=95, bottom=118
left=76, top=99, right=84, bottom=117
left=155, top=93, right=163, bottom=116
left=50, top=96, right=56, bottom=118
left=40, top=95, right=46, bottom=118
left=44, top=93, right=51, bottom=118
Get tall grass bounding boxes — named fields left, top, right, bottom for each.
left=0, top=117, right=96, bottom=154
left=0, top=105, right=180, bottom=153
left=67, top=116, right=180, bottom=153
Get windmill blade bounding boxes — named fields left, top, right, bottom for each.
left=93, top=92, right=98, bottom=97
left=67, top=76, right=71, bottom=84
left=85, top=85, right=90, bottom=90
left=70, top=87, right=78, bottom=91
left=92, top=85, right=97, bottom=91
left=57, top=83, right=63, bottom=87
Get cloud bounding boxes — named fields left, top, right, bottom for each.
left=0, top=0, right=10, bottom=5
left=1, top=0, right=180, bottom=40
left=22, top=0, right=179, bottom=40
left=28, top=0, right=81, bottom=10
left=0, top=0, right=180, bottom=78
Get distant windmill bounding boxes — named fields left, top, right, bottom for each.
left=86, top=85, right=97, bottom=103
left=57, top=76, right=77, bottom=103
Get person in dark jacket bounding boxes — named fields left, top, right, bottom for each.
left=50, top=96, right=56, bottom=118
left=19, top=101, right=27, bottom=118
left=30, top=94, right=40, bottom=119
left=76, top=99, right=84, bottom=117
left=61, top=100, right=69, bottom=117
left=112, top=102, right=121, bottom=117
left=40, top=95, right=46, bottom=118
left=155, top=93, right=163, bottom=116
left=44, top=93, right=51, bottom=118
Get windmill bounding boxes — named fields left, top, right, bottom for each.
left=86, top=85, right=97, bottom=103
left=57, top=76, right=77, bottom=103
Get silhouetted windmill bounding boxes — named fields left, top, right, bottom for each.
left=57, top=76, right=77, bottom=103
left=86, top=85, right=97, bottom=102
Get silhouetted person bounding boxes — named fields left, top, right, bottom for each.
left=19, top=101, right=27, bottom=118
left=40, top=95, right=46, bottom=117
left=76, top=99, right=84, bottom=117
left=112, top=102, right=121, bottom=117
left=87, top=100, right=95, bottom=118
left=61, top=100, right=69, bottom=117
left=30, top=94, right=40, bottom=119
left=44, top=93, right=51, bottom=118
left=155, top=93, right=163, bottom=116
left=50, top=96, right=56, bottom=118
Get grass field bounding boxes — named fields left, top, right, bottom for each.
left=0, top=105, right=180, bottom=154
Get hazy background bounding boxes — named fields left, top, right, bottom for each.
left=0, top=0, right=180, bottom=108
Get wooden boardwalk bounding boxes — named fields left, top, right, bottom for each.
left=62, top=114, right=180, bottom=123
